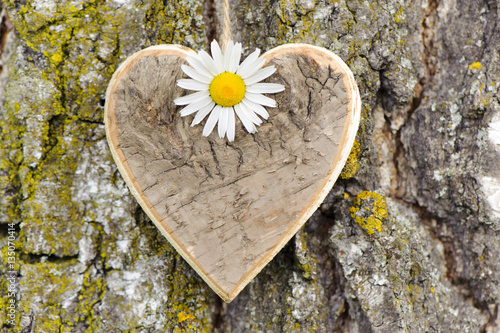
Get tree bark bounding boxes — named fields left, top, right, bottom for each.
left=1, top=0, right=499, bottom=332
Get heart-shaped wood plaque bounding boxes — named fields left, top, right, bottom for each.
left=105, top=44, right=360, bottom=302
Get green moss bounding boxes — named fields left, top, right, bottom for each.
left=341, top=139, right=361, bottom=179
left=349, top=191, right=388, bottom=235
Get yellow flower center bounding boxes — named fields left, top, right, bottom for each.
left=209, top=72, right=246, bottom=107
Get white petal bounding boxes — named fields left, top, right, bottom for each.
left=244, top=92, right=277, bottom=107
left=218, top=107, right=229, bottom=138
left=180, top=95, right=212, bottom=116
left=211, top=40, right=225, bottom=74
left=199, top=50, right=220, bottom=76
left=238, top=57, right=266, bottom=79
left=238, top=49, right=260, bottom=70
left=236, top=49, right=262, bottom=77
left=242, top=98, right=270, bottom=119
left=246, top=83, right=285, bottom=94
left=228, top=42, right=242, bottom=73
left=242, top=61, right=266, bottom=80
left=186, top=55, right=214, bottom=79
left=239, top=101, right=262, bottom=125
left=174, top=91, right=210, bottom=106
left=177, top=79, right=209, bottom=91
left=227, top=108, right=235, bottom=142
left=223, top=41, right=234, bottom=71
left=244, top=66, right=276, bottom=85
left=203, top=105, right=222, bottom=137
left=191, top=102, right=215, bottom=126
left=234, top=103, right=257, bottom=133
left=181, top=64, right=212, bottom=84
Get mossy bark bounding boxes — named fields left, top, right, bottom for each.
left=1, top=0, right=499, bottom=332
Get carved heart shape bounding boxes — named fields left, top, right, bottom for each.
left=105, top=44, right=360, bottom=302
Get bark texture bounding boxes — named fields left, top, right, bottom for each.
left=0, top=0, right=499, bottom=332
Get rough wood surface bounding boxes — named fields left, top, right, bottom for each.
left=105, top=44, right=360, bottom=301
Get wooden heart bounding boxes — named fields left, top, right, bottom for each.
left=105, top=44, right=360, bottom=302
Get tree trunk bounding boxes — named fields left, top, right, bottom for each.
left=1, top=0, right=499, bottom=332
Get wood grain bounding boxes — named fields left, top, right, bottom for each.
left=104, top=44, right=360, bottom=302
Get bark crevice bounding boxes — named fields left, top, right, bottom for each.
left=203, top=0, right=218, bottom=46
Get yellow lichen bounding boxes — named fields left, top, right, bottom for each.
left=177, top=312, right=196, bottom=323
left=294, top=226, right=316, bottom=280
left=406, top=284, right=422, bottom=306
left=394, top=7, right=405, bottom=23
left=145, top=0, right=205, bottom=46
left=349, top=191, right=388, bottom=235
left=468, top=62, right=483, bottom=70
left=341, top=139, right=361, bottom=179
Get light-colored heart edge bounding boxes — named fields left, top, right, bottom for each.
left=104, top=43, right=361, bottom=302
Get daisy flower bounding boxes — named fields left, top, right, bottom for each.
left=174, top=40, right=285, bottom=142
